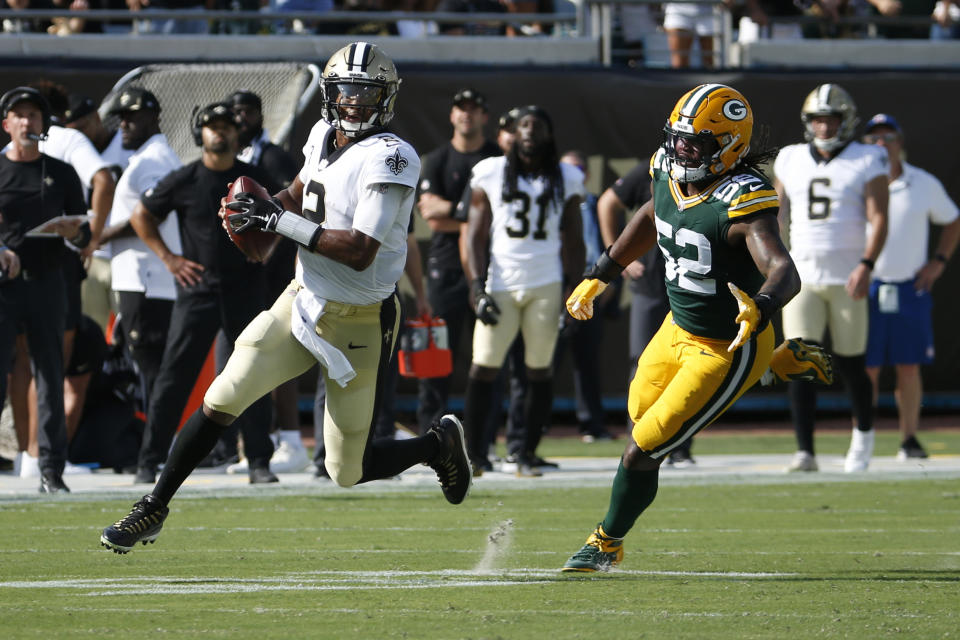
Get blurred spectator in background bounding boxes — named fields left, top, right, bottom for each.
left=865, top=0, right=942, bottom=39
left=268, top=0, right=333, bottom=34
left=860, top=113, right=960, bottom=460
left=393, top=0, right=440, bottom=37
left=416, top=88, right=500, bottom=436
left=64, top=92, right=133, bottom=335
left=555, top=150, right=612, bottom=443
left=67, top=316, right=144, bottom=473
left=435, top=0, right=507, bottom=35
left=3, top=0, right=52, bottom=33
left=502, top=0, right=552, bottom=36
left=736, top=0, right=806, bottom=42
left=931, top=0, right=960, bottom=38
left=127, top=0, right=212, bottom=34
left=101, top=88, right=180, bottom=430
left=0, top=86, right=91, bottom=493
left=662, top=1, right=725, bottom=68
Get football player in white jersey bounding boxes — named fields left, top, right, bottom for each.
left=100, top=42, right=472, bottom=554
left=462, top=105, right=585, bottom=476
left=774, top=83, right=889, bottom=473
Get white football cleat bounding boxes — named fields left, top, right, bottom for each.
left=269, top=440, right=310, bottom=473
left=786, top=450, right=818, bottom=472
left=844, top=428, right=875, bottom=473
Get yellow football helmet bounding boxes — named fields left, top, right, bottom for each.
left=663, top=83, right=753, bottom=184
left=320, top=41, right=400, bottom=138
left=801, top=83, right=858, bottom=153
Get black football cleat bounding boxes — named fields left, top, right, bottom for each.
left=100, top=494, right=169, bottom=554
left=39, top=470, right=70, bottom=494
left=426, top=414, right=472, bottom=505
left=249, top=466, right=279, bottom=484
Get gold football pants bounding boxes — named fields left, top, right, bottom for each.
left=204, top=280, right=400, bottom=487
left=628, top=312, right=774, bottom=458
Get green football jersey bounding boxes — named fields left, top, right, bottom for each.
left=648, top=148, right=779, bottom=340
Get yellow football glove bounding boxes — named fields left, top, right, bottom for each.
left=727, top=282, right=760, bottom=352
left=566, top=278, right=607, bottom=321
left=765, top=338, right=835, bottom=385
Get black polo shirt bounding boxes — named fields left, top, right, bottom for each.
left=610, top=163, right=664, bottom=297
left=0, top=153, right=86, bottom=274
left=419, top=140, right=501, bottom=269
left=141, top=159, right=278, bottom=290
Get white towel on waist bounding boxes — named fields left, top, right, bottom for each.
left=290, top=287, right=356, bottom=388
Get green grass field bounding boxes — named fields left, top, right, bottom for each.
left=1, top=430, right=958, bottom=639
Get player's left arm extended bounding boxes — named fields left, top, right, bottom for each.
left=566, top=198, right=656, bottom=320
left=727, top=212, right=801, bottom=351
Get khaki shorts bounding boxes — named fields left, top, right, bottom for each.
left=205, top=280, right=400, bottom=487
left=780, top=283, right=867, bottom=357
left=81, top=256, right=116, bottom=333
left=471, top=281, right=562, bottom=370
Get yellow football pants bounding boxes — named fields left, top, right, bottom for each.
left=628, top=312, right=774, bottom=458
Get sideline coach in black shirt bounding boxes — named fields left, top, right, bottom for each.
left=129, top=102, right=279, bottom=485
left=0, top=86, right=91, bottom=493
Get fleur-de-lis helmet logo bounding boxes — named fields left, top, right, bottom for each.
left=385, top=149, right=408, bottom=175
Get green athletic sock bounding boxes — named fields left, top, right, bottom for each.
left=600, top=461, right=660, bottom=539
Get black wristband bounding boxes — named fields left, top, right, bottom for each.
left=934, top=253, right=949, bottom=264
left=68, top=221, right=92, bottom=250
left=753, top=292, right=779, bottom=330
left=584, top=248, right=625, bottom=284
left=859, top=258, right=875, bottom=270
left=471, top=278, right=486, bottom=299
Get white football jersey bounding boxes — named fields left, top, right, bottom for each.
left=774, top=141, right=886, bottom=285
left=873, top=162, right=958, bottom=282
left=38, top=125, right=109, bottom=194
left=101, top=129, right=135, bottom=172
left=109, top=133, right=182, bottom=300
left=296, top=120, right=420, bottom=305
left=470, top=156, right=585, bottom=292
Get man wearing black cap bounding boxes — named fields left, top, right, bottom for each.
left=861, top=113, right=960, bottom=461
left=127, top=101, right=280, bottom=485
left=227, top=90, right=298, bottom=190
left=415, top=88, right=501, bottom=436
left=0, top=86, right=91, bottom=493
left=219, top=89, right=301, bottom=473
left=97, top=87, right=181, bottom=427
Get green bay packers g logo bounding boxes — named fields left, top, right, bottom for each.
left=723, top=99, right=747, bottom=121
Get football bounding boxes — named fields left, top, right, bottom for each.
left=224, top=176, right=281, bottom=263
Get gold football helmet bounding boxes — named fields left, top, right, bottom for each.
left=320, top=41, right=400, bottom=138
left=801, top=84, right=858, bottom=153
left=663, top=83, right=753, bottom=184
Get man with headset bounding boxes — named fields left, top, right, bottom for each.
left=126, top=102, right=280, bottom=485
left=0, top=86, right=91, bottom=493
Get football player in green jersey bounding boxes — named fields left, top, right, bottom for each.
left=561, top=83, right=831, bottom=573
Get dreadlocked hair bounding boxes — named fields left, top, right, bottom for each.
left=502, top=138, right=565, bottom=209
left=737, top=123, right=780, bottom=180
